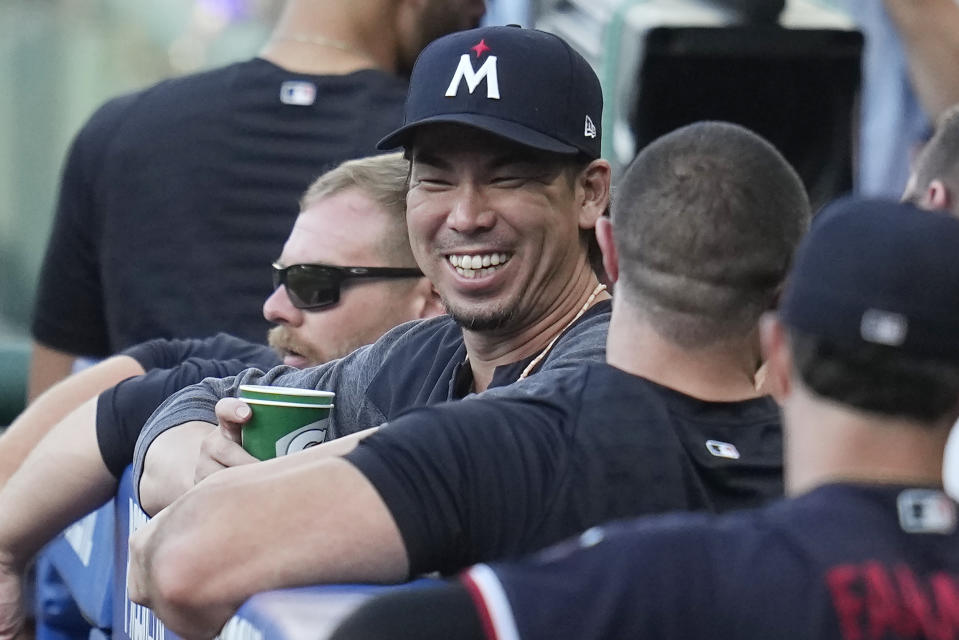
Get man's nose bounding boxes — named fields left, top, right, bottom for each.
left=446, top=185, right=496, bottom=233
left=262, top=285, right=304, bottom=326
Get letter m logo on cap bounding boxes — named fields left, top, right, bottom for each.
left=446, top=50, right=500, bottom=100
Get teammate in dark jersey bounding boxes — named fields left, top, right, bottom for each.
left=125, top=115, right=809, bottom=637
left=902, top=104, right=959, bottom=497
left=331, top=197, right=959, bottom=640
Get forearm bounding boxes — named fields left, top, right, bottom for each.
left=884, top=0, right=959, bottom=120
left=1, top=354, right=143, bottom=487
left=129, top=456, right=407, bottom=638
left=0, top=398, right=116, bottom=569
left=138, top=421, right=216, bottom=516
left=140, top=421, right=377, bottom=515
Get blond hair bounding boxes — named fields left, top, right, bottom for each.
left=300, top=152, right=414, bottom=264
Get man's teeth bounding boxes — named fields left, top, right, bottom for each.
left=448, top=253, right=510, bottom=278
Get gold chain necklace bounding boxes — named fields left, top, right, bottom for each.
left=271, top=33, right=377, bottom=65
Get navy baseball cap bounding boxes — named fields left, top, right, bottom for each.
left=377, top=25, right=603, bottom=159
left=780, top=197, right=959, bottom=359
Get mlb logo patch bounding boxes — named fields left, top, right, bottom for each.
left=705, top=440, right=741, bottom=460
left=898, top=489, right=956, bottom=534
left=280, top=81, right=316, bottom=106
left=860, top=308, right=908, bottom=346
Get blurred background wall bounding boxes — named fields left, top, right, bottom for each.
left=0, top=0, right=282, bottom=341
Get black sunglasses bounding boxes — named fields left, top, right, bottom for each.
left=272, top=262, right=424, bottom=310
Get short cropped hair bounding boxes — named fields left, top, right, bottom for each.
left=612, top=121, right=810, bottom=348
left=789, top=329, right=959, bottom=423
left=300, top=153, right=414, bottom=264
left=906, top=105, right=959, bottom=201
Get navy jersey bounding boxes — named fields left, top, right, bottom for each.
left=461, top=484, right=959, bottom=640
left=344, top=362, right=783, bottom=576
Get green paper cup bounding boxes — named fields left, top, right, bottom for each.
left=240, top=395, right=334, bottom=461
left=238, top=384, right=335, bottom=406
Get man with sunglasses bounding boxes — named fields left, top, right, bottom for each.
left=0, top=153, right=442, bottom=639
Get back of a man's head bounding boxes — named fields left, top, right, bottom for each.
left=780, top=198, right=959, bottom=424
left=612, top=121, right=810, bottom=348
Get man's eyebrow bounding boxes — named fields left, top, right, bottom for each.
left=410, top=151, right=452, bottom=171
left=489, top=153, right=542, bottom=170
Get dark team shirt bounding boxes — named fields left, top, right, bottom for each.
left=463, top=483, right=959, bottom=640
left=330, top=484, right=959, bottom=640
left=344, top=362, right=783, bottom=577
left=96, top=334, right=279, bottom=478
left=121, top=333, right=277, bottom=371
left=32, top=59, right=407, bottom=356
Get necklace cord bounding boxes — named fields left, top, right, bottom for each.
left=517, top=283, right=608, bottom=381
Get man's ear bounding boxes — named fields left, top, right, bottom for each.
left=414, top=281, right=446, bottom=320
left=924, top=179, right=952, bottom=211
left=594, top=217, right=619, bottom=286
left=758, top=313, right=793, bottom=405
left=575, top=159, right=612, bottom=231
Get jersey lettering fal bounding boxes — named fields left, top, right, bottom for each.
left=464, top=484, right=959, bottom=640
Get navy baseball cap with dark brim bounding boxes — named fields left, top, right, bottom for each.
left=378, top=25, right=603, bottom=159
left=379, top=112, right=582, bottom=156
left=780, top=197, right=959, bottom=360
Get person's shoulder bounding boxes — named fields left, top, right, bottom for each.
left=72, top=87, right=146, bottom=148
left=595, top=500, right=775, bottom=559
left=72, top=60, right=249, bottom=150
left=128, top=60, right=250, bottom=110
left=363, top=315, right=461, bottom=358
left=385, top=314, right=460, bottom=343
left=573, top=363, right=665, bottom=406
left=538, top=299, right=610, bottom=367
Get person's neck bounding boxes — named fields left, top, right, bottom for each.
left=605, top=305, right=763, bottom=402
left=784, top=390, right=951, bottom=496
left=258, top=2, right=397, bottom=75
left=462, top=266, right=609, bottom=393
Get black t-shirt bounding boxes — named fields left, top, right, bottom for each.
left=331, top=485, right=959, bottom=640
left=96, top=334, right=279, bottom=477
left=32, top=59, right=408, bottom=356
left=345, top=362, right=783, bottom=576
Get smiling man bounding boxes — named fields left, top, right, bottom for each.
left=126, top=115, right=811, bottom=638
left=132, top=25, right=613, bottom=514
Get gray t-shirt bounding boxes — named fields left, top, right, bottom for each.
left=132, top=301, right=611, bottom=498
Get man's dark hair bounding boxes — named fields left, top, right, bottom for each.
left=789, top=329, right=959, bottom=423
left=905, top=105, right=959, bottom=202
left=612, top=121, right=810, bottom=348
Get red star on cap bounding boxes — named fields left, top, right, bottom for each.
left=471, top=39, right=491, bottom=57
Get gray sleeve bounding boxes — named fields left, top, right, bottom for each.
left=131, top=320, right=424, bottom=496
